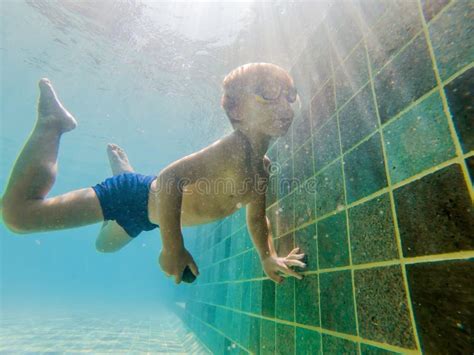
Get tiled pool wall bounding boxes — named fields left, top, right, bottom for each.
left=178, top=0, right=473, bottom=354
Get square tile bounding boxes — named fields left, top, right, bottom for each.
left=429, top=1, right=474, bottom=80
left=249, top=316, right=261, bottom=354
left=334, top=42, right=370, bottom=108
left=322, top=334, right=358, bottom=354
left=261, top=319, right=276, bottom=354
left=276, top=273, right=295, bottom=322
left=355, top=266, right=416, bottom=348
left=295, top=327, right=321, bottom=355
left=250, top=281, right=263, bottom=314
left=293, top=140, right=314, bottom=184
left=239, top=315, right=250, bottom=348
left=261, top=280, right=276, bottom=318
left=276, top=194, right=294, bottom=237
left=235, top=254, right=245, bottom=281
left=295, top=274, right=320, bottom=327
left=374, top=34, right=437, bottom=124
left=394, top=163, right=474, bottom=257
left=276, top=324, right=295, bottom=355
left=251, top=248, right=265, bottom=279
left=242, top=252, right=253, bottom=280
left=316, top=159, right=345, bottom=216
left=421, top=0, right=452, bottom=22
left=277, top=158, right=294, bottom=198
left=339, top=83, right=379, bottom=152
left=367, top=0, right=423, bottom=73
left=320, top=270, right=357, bottom=335
left=241, top=281, right=252, bottom=312
left=466, top=156, right=474, bottom=181
left=228, top=312, right=241, bottom=343
left=294, top=223, right=318, bottom=272
left=360, top=343, right=401, bottom=355
left=311, top=79, right=336, bottom=131
left=313, top=117, right=340, bottom=172
left=344, top=133, right=388, bottom=203
left=444, top=67, right=474, bottom=153
left=406, top=260, right=474, bottom=354
left=292, top=109, right=312, bottom=150
left=293, top=185, right=315, bottom=229
left=317, top=211, right=350, bottom=269
left=349, top=193, right=398, bottom=264
left=384, top=91, right=456, bottom=184
left=224, top=238, right=231, bottom=258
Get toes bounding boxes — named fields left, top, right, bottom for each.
left=38, top=78, right=54, bottom=95
left=39, top=78, right=51, bottom=86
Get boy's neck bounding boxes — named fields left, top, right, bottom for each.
left=235, top=128, right=272, bottom=159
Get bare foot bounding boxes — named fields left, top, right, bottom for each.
left=37, top=78, right=77, bottom=133
left=107, top=143, right=134, bottom=176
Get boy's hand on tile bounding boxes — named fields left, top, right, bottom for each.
left=261, top=247, right=306, bottom=284
left=158, top=247, right=199, bottom=284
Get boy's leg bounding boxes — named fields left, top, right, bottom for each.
left=95, top=143, right=135, bottom=252
left=2, top=78, right=103, bottom=233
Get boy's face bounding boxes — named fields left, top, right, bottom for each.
left=239, top=77, right=298, bottom=137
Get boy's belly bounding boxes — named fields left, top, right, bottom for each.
left=179, top=186, right=248, bottom=226
left=147, top=176, right=257, bottom=227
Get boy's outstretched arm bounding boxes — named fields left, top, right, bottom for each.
left=155, top=144, right=222, bottom=283
left=155, top=158, right=201, bottom=284
left=246, top=193, right=306, bottom=283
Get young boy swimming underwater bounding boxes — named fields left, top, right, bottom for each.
left=1, top=63, right=306, bottom=284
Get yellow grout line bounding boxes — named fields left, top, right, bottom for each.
left=283, top=0, right=458, bottom=168
left=442, top=61, right=474, bottom=86
left=198, top=249, right=474, bottom=283
left=307, top=53, right=325, bottom=355
left=417, top=0, right=474, bottom=203
left=365, top=9, right=422, bottom=351
left=200, top=154, right=471, bottom=270
left=404, top=250, right=474, bottom=265
left=290, top=109, right=297, bottom=355
left=325, top=28, right=362, bottom=352
left=185, top=300, right=419, bottom=355
left=191, top=2, right=472, bottom=353
left=278, top=45, right=472, bottom=178
left=265, top=152, right=470, bottom=245
left=277, top=78, right=435, bottom=176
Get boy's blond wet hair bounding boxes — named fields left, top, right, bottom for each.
left=221, top=63, right=294, bottom=128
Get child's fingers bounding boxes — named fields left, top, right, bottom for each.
left=287, top=247, right=300, bottom=256
left=285, top=259, right=306, bottom=268
left=286, top=253, right=305, bottom=260
left=278, top=263, right=304, bottom=280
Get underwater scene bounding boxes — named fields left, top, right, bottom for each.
left=1, top=0, right=473, bottom=354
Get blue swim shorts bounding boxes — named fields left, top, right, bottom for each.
left=92, top=172, right=159, bottom=238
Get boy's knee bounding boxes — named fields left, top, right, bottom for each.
left=2, top=201, right=32, bottom=234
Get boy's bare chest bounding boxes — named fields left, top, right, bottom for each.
left=180, top=159, right=267, bottom=225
